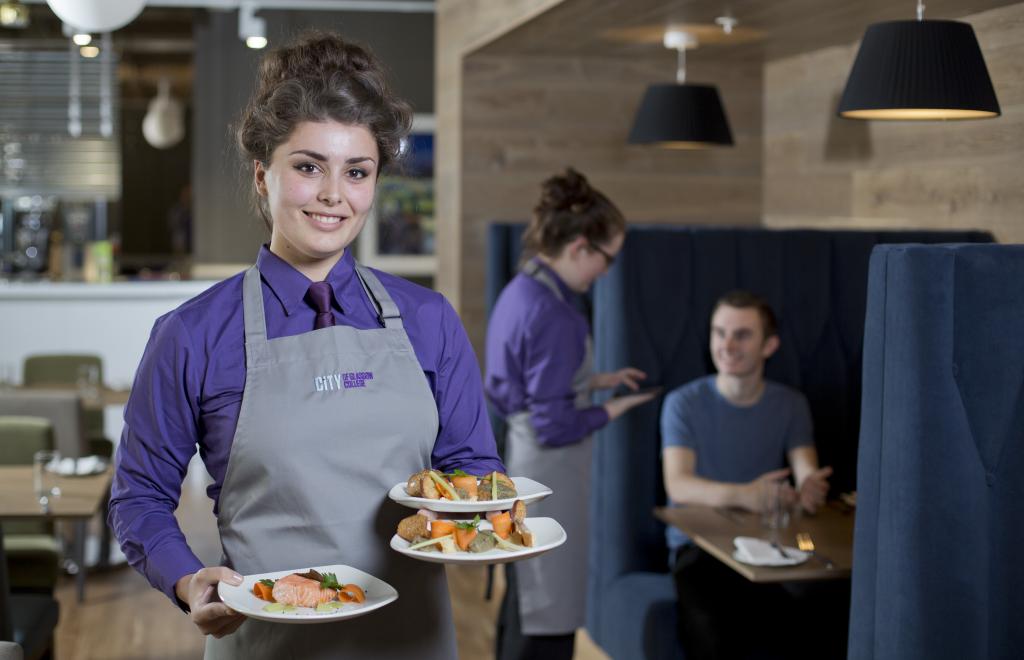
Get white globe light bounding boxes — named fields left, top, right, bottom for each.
left=46, top=0, right=146, bottom=33
left=142, top=79, right=185, bottom=149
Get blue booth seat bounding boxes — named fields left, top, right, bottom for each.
left=485, top=224, right=992, bottom=659
left=850, top=244, right=1024, bottom=660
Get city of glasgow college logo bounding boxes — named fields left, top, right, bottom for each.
left=314, top=371, right=374, bottom=392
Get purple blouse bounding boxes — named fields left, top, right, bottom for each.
left=484, top=259, right=609, bottom=447
left=109, top=246, right=504, bottom=603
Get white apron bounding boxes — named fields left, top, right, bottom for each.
left=505, top=260, right=596, bottom=635
left=205, top=263, right=456, bottom=659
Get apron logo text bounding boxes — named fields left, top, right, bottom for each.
left=314, top=371, right=374, bottom=392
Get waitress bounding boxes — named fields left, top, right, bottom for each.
left=108, top=32, right=503, bottom=659
left=485, top=168, right=657, bottom=660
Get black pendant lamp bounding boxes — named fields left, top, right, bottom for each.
left=838, top=1, right=1000, bottom=120
left=628, top=29, right=733, bottom=148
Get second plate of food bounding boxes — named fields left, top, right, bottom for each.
left=390, top=517, right=566, bottom=565
left=388, top=474, right=552, bottom=513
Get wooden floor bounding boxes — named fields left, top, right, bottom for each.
left=51, top=461, right=609, bottom=660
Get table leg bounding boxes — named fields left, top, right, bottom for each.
left=0, top=523, right=12, bottom=641
left=74, top=519, right=87, bottom=603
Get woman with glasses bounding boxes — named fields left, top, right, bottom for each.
left=485, top=167, right=657, bottom=660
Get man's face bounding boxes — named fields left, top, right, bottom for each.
left=709, top=305, right=778, bottom=378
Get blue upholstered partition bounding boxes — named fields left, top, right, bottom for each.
left=849, top=244, right=1024, bottom=660
left=484, top=224, right=993, bottom=660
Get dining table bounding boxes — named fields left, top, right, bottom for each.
left=0, top=465, right=114, bottom=603
left=654, top=502, right=855, bottom=583
left=17, top=383, right=131, bottom=411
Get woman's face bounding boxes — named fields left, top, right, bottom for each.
left=256, top=120, right=379, bottom=275
left=561, top=231, right=624, bottom=293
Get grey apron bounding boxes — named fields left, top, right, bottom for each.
left=205, top=263, right=456, bottom=660
left=505, top=260, right=596, bottom=635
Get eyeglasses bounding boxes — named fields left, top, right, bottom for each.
left=588, top=241, right=616, bottom=267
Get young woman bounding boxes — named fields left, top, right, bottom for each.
left=485, top=168, right=657, bottom=660
left=108, top=33, right=503, bottom=659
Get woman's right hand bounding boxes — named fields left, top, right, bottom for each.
left=603, top=389, right=658, bottom=420
left=175, top=567, right=247, bottom=638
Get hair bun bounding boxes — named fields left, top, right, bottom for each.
left=262, top=31, right=374, bottom=84
left=539, top=167, right=594, bottom=214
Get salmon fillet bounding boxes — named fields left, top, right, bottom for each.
left=271, top=573, right=337, bottom=608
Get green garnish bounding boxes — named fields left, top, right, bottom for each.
left=259, top=578, right=275, bottom=588
left=262, top=603, right=296, bottom=613
left=319, top=572, right=343, bottom=590
left=449, top=468, right=471, bottom=478
left=316, top=601, right=345, bottom=613
left=455, top=514, right=481, bottom=531
left=492, top=471, right=498, bottom=500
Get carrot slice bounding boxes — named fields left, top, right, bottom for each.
left=431, top=520, right=456, bottom=539
left=253, top=581, right=275, bottom=602
left=337, top=584, right=365, bottom=603
left=454, top=526, right=478, bottom=550
left=451, top=475, right=478, bottom=499
left=490, top=512, right=512, bottom=539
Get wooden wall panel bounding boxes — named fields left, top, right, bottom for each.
left=764, top=3, right=1024, bottom=244
left=458, top=52, right=762, bottom=351
left=435, top=0, right=564, bottom=313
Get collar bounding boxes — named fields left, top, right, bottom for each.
left=526, top=256, right=577, bottom=303
left=256, top=245, right=358, bottom=316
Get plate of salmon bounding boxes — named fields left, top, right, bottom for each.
left=217, top=565, right=397, bottom=623
left=390, top=503, right=567, bottom=565
left=388, top=470, right=552, bottom=513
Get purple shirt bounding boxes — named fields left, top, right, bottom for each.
left=484, top=259, right=609, bottom=447
left=110, top=246, right=503, bottom=604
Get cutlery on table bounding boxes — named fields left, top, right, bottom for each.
left=796, top=532, right=835, bottom=569
left=770, top=541, right=792, bottom=560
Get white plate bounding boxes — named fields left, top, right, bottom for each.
left=46, top=456, right=108, bottom=477
left=730, top=537, right=809, bottom=567
left=390, top=517, right=566, bottom=565
left=217, top=564, right=398, bottom=624
left=388, top=476, right=552, bottom=513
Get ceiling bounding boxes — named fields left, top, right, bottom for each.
left=0, top=1, right=436, bottom=99
left=0, top=5, right=195, bottom=100
left=478, top=0, right=1022, bottom=62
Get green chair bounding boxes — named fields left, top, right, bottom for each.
left=0, top=417, right=61, bottom=594
left=1, top=540, right=58, bottom=660
left=22, top=354, right=112, bottom=458
left=22, top=354, right=115, bottom=571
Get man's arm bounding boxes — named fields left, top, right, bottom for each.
left=662, top=446, right=790, bottom=512
left=787, top=446, right=832, bottom=513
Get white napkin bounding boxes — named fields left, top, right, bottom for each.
left=732, top=536, right=809, bottom=567
left=49, top=455, right=109, bottom=476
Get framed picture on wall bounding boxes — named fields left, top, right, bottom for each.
left=357, top=114, right=436, bottom=278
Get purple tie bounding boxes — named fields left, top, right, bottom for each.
left=307, top=281, right=336, bottom=330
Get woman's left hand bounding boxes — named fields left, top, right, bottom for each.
left=589, top=367, right=647, bottom=391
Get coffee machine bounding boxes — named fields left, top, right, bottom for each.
left=0, top=195, right=57, bottom=276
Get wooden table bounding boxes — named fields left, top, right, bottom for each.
left=0, top=465, right=113, bottom=602
left=18, top=384, right=130, bottom=410
left=654, top=503, right=855, bottom=583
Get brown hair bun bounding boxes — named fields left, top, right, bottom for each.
left=523, top=167, right=625, bottom=257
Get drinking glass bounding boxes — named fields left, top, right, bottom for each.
left=0, top=361, right=14, bottom=389
left=77, top=364, right=101, bottom=405
left=33, top=449, right=61, bottom=509
left=761, top=480, right=794, bottom=545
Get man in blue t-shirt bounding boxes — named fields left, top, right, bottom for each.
left=661, top=290, right=832, bottom=659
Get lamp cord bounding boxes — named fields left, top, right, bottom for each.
left=917, top=0, right=925, bottom=21
left=676, top=47, right=686, bottom=84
